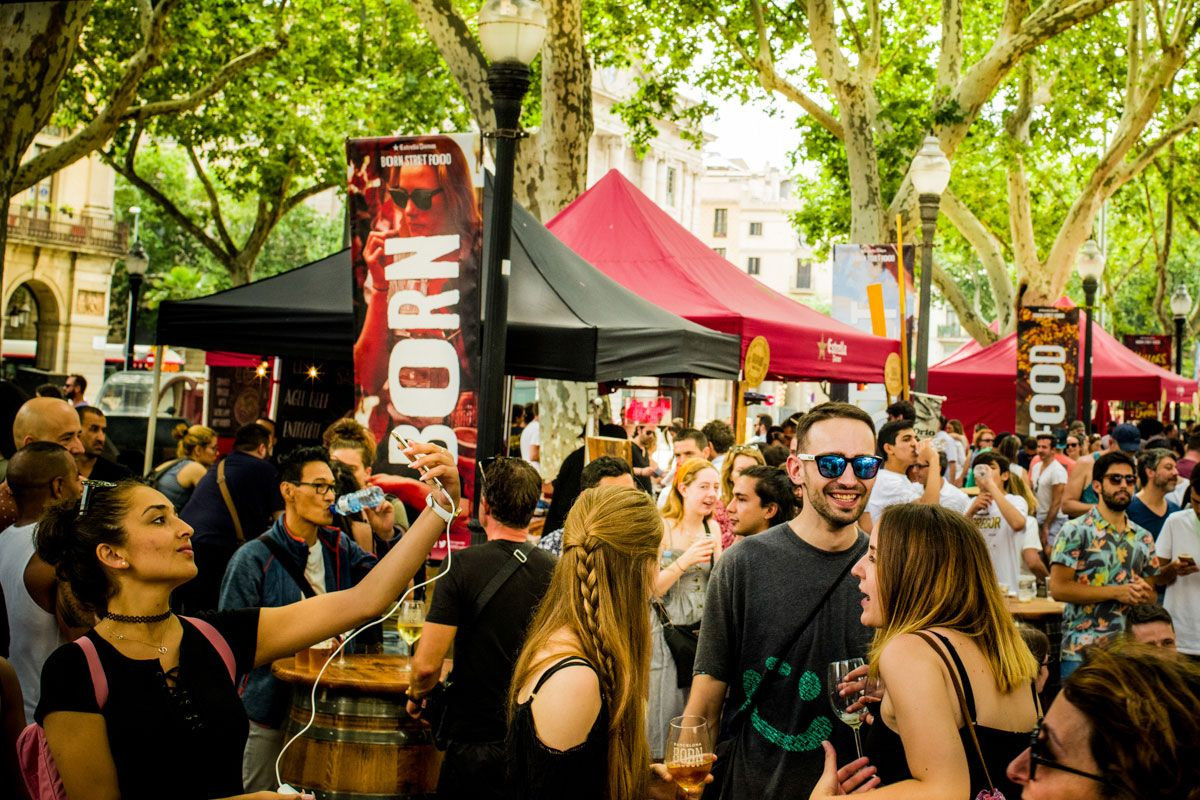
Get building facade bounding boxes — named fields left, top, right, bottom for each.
left=696, top=156, right=826, bottom=306
left=4, top=129, right=126, bottom=393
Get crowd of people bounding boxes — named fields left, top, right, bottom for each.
left=0, top=384, right=1196, bottom=800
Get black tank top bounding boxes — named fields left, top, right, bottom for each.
left=505, top=656, right=608, bottom=800
left=864, top=632, right=1034, bottom=798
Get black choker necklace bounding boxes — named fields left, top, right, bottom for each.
left=104, top=610, right=172, bottom=624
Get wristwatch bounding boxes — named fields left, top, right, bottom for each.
left=426, top=492, right=457, bottom=523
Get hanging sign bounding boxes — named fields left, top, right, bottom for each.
left=744, top=336, right=771, bottom=386
left=1121, top=334, right=1172, bottom=421
left=831, top=244, right=915, bottom=339
left=347, top=133, right=483, bottom=496
left=1016, top=306, right=1079, bottom=437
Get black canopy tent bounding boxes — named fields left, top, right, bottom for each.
left=157, top=192, right=740, bottom=381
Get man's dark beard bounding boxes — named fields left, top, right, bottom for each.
left=804, top=480, right=866, bottom=527
left=1101, top=488, right=1131, bottom=512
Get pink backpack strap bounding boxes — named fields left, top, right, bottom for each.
left=181, top=616, right=237, bottom=684
left=73, top=636, right=108, bottom=709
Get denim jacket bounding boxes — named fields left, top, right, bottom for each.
left=218, top=517, right=377, bottom=726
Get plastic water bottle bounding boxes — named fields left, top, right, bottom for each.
left=331, top=485, right=385, bottom=515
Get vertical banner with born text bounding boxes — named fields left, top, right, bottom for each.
left=1016, top=306, right=1080, bottom=437
left=1121, top=334, right=1172, bottom=421
left=347, top=133, right=483, bottom=499
left=831, top=244, right=915, bottom=339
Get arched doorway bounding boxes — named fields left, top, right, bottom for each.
left=3, top=280, right=60, bottom=373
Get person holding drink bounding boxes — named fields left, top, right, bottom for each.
left=31, top=441, right=459, bottom=800
left=504, top=486, right=708, bottom=799
left=218, top=446, right=379, bottom=791
left=810, top=504, right=1040, bottom=800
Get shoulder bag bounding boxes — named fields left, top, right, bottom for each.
left=652, top=598, right=702, bottom=689
left=257, top=533, right=318, bottom=599
left=216, top=459, right=247, bottom=544
left=423, top=542, right=534, bottom=749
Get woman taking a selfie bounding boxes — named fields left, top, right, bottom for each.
left=34, top=442, right=458, bottom=800
left=811, top=504, right=1039, bottom=800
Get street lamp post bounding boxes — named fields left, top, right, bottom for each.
left=1170, top=284, right=1193, bottom=427
left=1076, top=239, right=1105, bottom=433
left=475, top=0, right=546, bottom=468
left=910, top=136, right=951, bottom=393
left=124, top=207, right=149, bottom=370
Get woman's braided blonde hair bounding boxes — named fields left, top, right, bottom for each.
left=509, top=486, right=661, bottom=800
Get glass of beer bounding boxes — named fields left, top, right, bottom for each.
left=665, top=715, right=715, bottom=797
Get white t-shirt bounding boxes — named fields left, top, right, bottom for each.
left=866, top=468, right=924, bottom=523
left=934, top=431, right=961, bottom=479
left=520, top=419, right=541, bottom=473
left=304, top=542, right=328, bottom=595
left=1169, top=481, right=1188, bottom=507
left=969, top=495, right=1029, bottom=590
left=1017, top=516, right=1042, bottom=576
left=1030, top=459, right=1068, bottom=524
left=940, top=482, right=971, bottom=514
left=0, top=523, right=66, bottom=720
left=1156, top=509, right=1200, bottom=655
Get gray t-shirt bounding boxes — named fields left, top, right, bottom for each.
left=694, top=523, right=871, bottom=800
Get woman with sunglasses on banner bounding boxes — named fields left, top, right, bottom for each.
left=1006, top=641, right=1200, bottom=800
left=352, top=134, right=482, bottom=439
left=647, top=458, right=723, bottom=761
left=810, top=504, right=1040, bottom=800
left=30, top=442, right=459, bottom=800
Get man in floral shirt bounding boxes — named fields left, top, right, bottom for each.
left=1050, top=450, right=1160, bottom=679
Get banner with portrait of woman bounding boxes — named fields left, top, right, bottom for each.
left=346, top=133, right=484, bottom=497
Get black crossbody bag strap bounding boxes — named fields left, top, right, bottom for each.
left=472, top=543, right=532, bottom=618
left=733, top=534, right=867, bottom=725
left=257, top=534, right=318, bottom=599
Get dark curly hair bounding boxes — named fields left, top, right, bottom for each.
left=35, top=480, right=144, bottom=613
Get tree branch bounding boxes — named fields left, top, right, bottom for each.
left=122, top=42, right=280, bottom=122
left=834, top=0, right=867, bottom=57
left=1107, top=99, right=1200, bottom=194
left=283, top=180, right=337, bottom=214
left=940, top=189, right=1015, bottom=330
left=105, top=145, right=232, bottom=269
left=185, top=143, right=236, bottom=255
left=713, top=11, right=844, bottom=139
left=932, top=258, right=999, bottom=345
left=937, top=0, right=964, bottom=91
left=407, top=0, right=492, bottom=127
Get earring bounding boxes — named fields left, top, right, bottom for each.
left=119, top=559, right=129, bottom=567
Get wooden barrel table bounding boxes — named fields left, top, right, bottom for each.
left=272, top=654, right=445, bottom=799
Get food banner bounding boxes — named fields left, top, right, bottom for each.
left=347, top=133, right=483, bottom=502
left=1016, top=306, right=1079, bottom=437
left=831, top=244, right=915, bottom=339
left=1121, top=334, right=1172, bottom=422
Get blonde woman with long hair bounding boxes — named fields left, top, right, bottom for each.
left=719, top=445, right=766, bottom=505
left=649, top=458, right=722, bottom=760
left=811, top=504, right=1040, bottom=800
left=507, top=486, right=683, bottom=800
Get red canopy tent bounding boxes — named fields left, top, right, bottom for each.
left=546, top=170, right=899, bottom=382
left=929, top=313, right=1197, bottom=433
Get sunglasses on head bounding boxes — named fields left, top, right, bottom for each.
left=795, top=453, right=883, bottom=479
left=1027, top=726, right=1109, bottom=785
left=1102, top=474, right=1137, bottom=486
left=477, top=455, right=511, bottom=497
left=80, top=479, right=118, bottom=514
left=386, top=186, right=443, bottom=210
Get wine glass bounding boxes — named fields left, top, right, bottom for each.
left=396, top=600, right=425, bottom=667
left=665, top=715, right=714, bottom=798
left=828, top=658, right=868, bottom=759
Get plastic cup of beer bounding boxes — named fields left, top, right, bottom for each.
left=1017, top=575, right=1036, bottom=603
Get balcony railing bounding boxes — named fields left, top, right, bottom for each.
left=5, top=212, right=129, bottom=257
